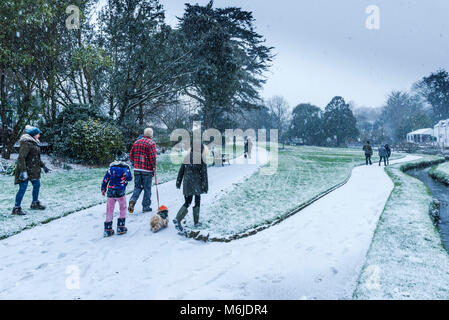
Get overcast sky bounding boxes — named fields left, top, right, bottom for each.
left=159, top=0, right=449, bottom=110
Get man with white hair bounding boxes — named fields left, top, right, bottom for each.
left=128, top=128, right=157, bottom=213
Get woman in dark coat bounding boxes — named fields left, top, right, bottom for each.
left=173, top=144, right=209, bottom=231
left=12, top=126, right=49, bottom=215
left=385, top=144, right=391, bottom=165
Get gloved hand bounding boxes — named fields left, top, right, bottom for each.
left=102, top=190, right=106, bottom=196
left=176, top=183, right=181, bottom=189
left=19, top=171, right=28, bottom=182
left=43, top=165, right=50, bottom=174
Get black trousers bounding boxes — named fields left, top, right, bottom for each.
left=184, top=195, right=201, bottom=208
left=365, top=155, right=372, bottom=165
left=379, top=156, right=387, bottom=166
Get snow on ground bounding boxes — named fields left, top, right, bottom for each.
left=1, top=153, right=89, bottom=172
left=434, top=162, right=449, bottom=176
left=354, top=156, right=449, bottom=299
left=0, top=154, right=181, bottom=239
left=429, top=161, right=449, bottom=185
left=0, top=152, right=419, bottom=299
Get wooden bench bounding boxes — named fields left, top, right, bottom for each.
left=213, top=152, right=231, bottom=166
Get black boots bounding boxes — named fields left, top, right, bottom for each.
left=104, top=219, right=127, bottom=237
left=11, top=207, right=26, bottom=215
left=117, top=218, right=127, bottom=235
left=173, top=206, right=201, bottom=231
left=30, top=201, right=46, bottom=210
left=104, top=221, right=115, bottom=237
left=173, top=205, right=188, bottom=232
left=193, top=206, right=200, bottom=226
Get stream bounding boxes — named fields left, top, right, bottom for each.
left=407, top=167, right=449, bottom=251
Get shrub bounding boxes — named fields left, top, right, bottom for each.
left=63, top=118, right=124, bottom=165
left=0, top=160, right=16, bottom=175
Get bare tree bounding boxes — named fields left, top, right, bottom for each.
left=266, top=95, right=291, bottom=148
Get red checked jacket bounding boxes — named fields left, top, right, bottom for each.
left=129, top=137, right=157, bottom=173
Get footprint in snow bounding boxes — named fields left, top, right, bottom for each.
left=306, top=246, right=315, bottom=253
left=36, top=263, right=48, bottom=270
left=331, top=267, right=338, bottom=275
left=58, top=253, right=67, bottom=259
left=19, top=273, right=34, bottom=281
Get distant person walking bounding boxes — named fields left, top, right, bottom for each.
left=385, top=144, right=391, bottom=165
left=173, top=144, right=209, bottom=231
left=12, top=126, right=50, bottom=215
left=362, top=141, right=373, bottom=165
left=378, top=145, right=387, bottom=166
left=244, top=138, right=253, bottom=159
left=128, top=128, right=157, bottom=213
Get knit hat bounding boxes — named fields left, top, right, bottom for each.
left=158, top=205, right=168, bottom=219
left=115, top=151, right=129, bottom=162
left=26, top=126, right=41, bottom=137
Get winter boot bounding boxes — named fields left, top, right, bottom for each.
left=30, top=201, right=46, bottom=210
left=11, top=207, right=26, bottom=216
left=117, top=218, right=127, bottom=235
left=173, top=205, right=188, bottom=232
left=128, top=201, right=135, bottom=214
left=193, top=206, right=200, bottom=226
left=104, top=221, right=115, bottom=237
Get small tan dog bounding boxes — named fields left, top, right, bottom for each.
left=150, top=205, right=169, bottom=232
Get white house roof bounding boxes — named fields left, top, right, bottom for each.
left=407, top=128, right=433, bottom=135
left=435, top=119, right=449, bottom=127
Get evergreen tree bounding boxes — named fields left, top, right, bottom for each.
left=289, top=103, right=324, bottom=145
left=178, top=0, right=273, bottom=129
left=415, top=69, right=449, bottom=122
left=323, top=96, right=358, bottom=146
left=379, top=91, right=430, bottom=142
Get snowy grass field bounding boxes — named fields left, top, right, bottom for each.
left=428, top=161, right=449, bottom=185
left=354, top=155, right=449, bottom=299
left=188, top=146, right=403, bottom=238
left=0, top=156, right=180, bottom=239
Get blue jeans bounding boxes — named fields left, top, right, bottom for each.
left=130, top=171, right=153, bottom=211
left=15, top=179, right=40, bottom=207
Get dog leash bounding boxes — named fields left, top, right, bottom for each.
left=154, top=170, right=160, bottom=209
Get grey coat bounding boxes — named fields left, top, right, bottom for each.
left=378, top=146, right=387, bottom=157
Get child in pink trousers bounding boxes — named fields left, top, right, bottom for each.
left=101, top=151, right=133, bottom=237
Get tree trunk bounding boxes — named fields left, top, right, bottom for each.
left=139, top=101, right=143, bottom=126
left=109, top=94, right=114, bottom=118
left=0, top=67, right=10, bottom=159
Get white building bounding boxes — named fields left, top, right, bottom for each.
left=406, top=128, right=434, bottom=144
left=433, top=119, right=449, bottom=147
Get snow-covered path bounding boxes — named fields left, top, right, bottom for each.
left=0, top=153, right=419, bottom=299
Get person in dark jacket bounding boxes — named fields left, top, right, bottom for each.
left=101, top=151, right=133, bottom=237
left=12, top=126, right=50, bottom=215
left=362, top=141, right=373, bottom=165
left=378, top=145, right=387, bottom=166
left=244, top=138, right=253, bottom=159
left=385, top=144, right=391, bottom=165
left=173, top=144, right=209, bottom=231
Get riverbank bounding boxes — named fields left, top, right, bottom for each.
left=354, top=155, right=449, bottom=299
